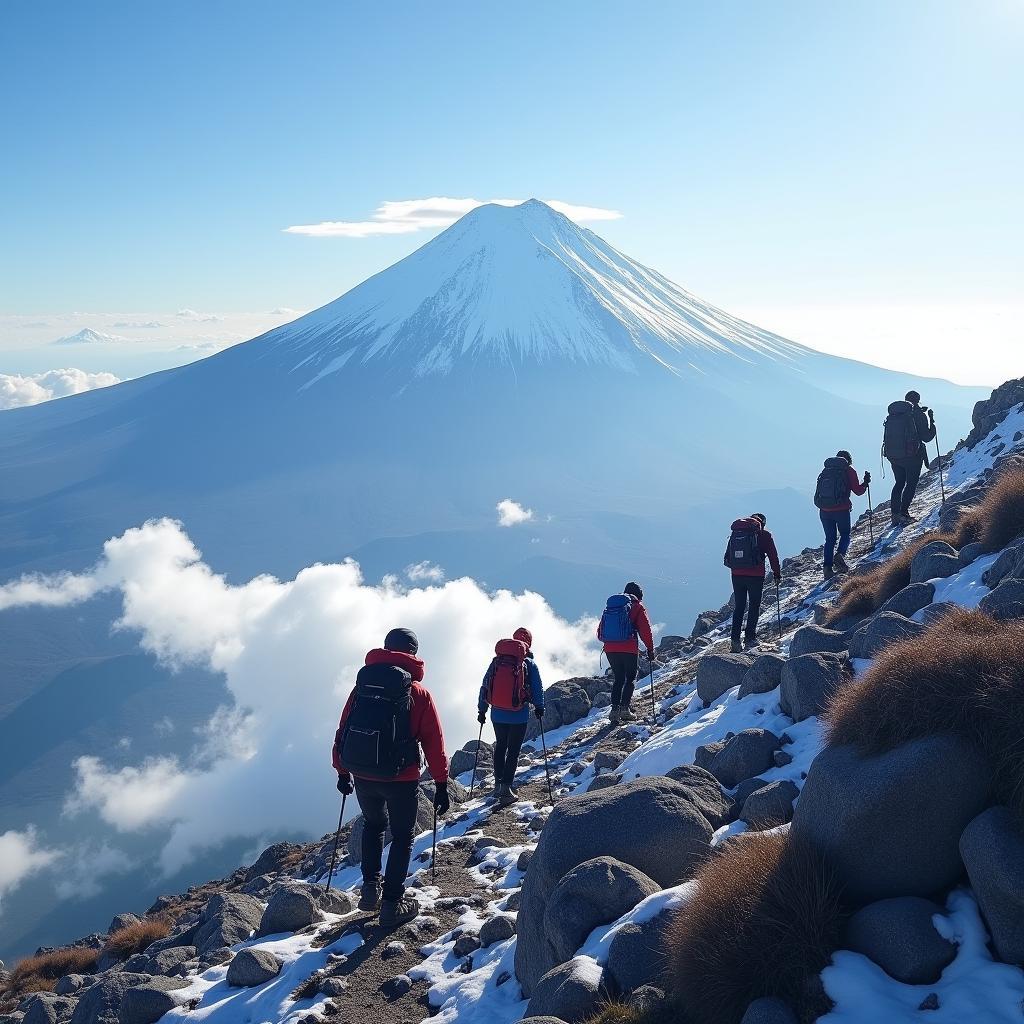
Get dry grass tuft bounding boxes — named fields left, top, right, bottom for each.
left=100, top=917, right=171, bottom=961
left=665, top=831, right=843, bottom=1024
left=3, top=946, right=101, bottom=1002
left=826, top=608, right=1024, bottom=804
left=950, top=466, right=1024, bottom=553
left=584, top=1001, right=678, bottom=1024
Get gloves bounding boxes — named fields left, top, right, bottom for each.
left=863, top=471, right=872, bottom=485
left=336, top=774, right=353, bottom=796
left=534, top=706, right=545, bottom=720
left=646, top=649, right=656, bottom=663
left=433, top=785, right=451, bottom=816
left=928, top=408, right=935, bottom=422
left=477, top=711, right=486, bottom=725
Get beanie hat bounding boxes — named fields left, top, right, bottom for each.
left=836, top=450, right=852, bottom=464
left=751, top=513, right=767, bottom=528
left=624, top=581, right=644, bottom=601
left=384, top=627, right=419, bottom=654
left=513, top=627, right=533, bottom=649
left=905, top=390, right=921, bottom=404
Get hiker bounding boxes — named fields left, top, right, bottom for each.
left=477, top=626, right=545, bottom=807
left=883, top=390, right=936, bottom=526
left=724, top=514, right=781, bottom=653
left=814, top=450, right=871, bottom=580
left=598, top=582, right=655, bottom=725
left=332, top=627, right=449, bottom=929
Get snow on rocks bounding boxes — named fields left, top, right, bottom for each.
left=523, top=957, right=603, bottom=1024
left=910, top=540, right=961, bottom=584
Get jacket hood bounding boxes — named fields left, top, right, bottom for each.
left=365, top=648, right=425, bottom=682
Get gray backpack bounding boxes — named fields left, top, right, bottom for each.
left=883, top=401, right=921, bottom=461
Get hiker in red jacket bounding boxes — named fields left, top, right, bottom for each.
left=599, top=581, right=655, bottom=725
left=724, top=514, right=781, bottom=653
left=332, top=627, right=449, bottom=929
left=816, top=450, right=870, bottom=580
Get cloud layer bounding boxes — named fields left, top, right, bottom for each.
left=496, top=498, right=535, bottom=527
left=0, top=519, right=598, bottom=874
left=285, top=197, right=623, bottom=238
left=0, top=368, right=121, bottom=410
left=0, top=828, right=60, bottom=906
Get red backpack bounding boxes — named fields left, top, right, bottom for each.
left=484, top=639, right=529, bottom=711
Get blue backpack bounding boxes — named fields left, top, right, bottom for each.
left=598, top=594, right=637, bottom=643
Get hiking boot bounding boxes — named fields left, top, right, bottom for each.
left=609, top=705, right=621, bottom=726
left=490, top=782, right=500, bottom=799
left=358, top=881, right=382, bottom=912
left=379, top=896, right=419, bottom=929
left=902, top=511, right=918, bottom=523
left=833, top=553, right=850, bottom=574
left=730, top=640, right=742, bottom=654
left=744, top=637, right=758, bottom=651
left=618, top=705, right=637, bottom=723
left=823, top=565, right=835, bottom=581
left=497, top=783, right=517, bottom=807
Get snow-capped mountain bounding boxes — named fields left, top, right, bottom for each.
left=51, top=327, right=128, bottom=345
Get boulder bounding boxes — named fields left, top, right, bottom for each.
left=848, top=621, right=870, bottom=660
left=740, top=997, right=799, bottom=1024
left=380, top=975, right=411, bottom=999
left=789, top=625, right=847, bottom=659
left=859, top=612, right=925, bottom=660
left=450, top=746, right=492, bottom=777
left=780, top=654, right=848, bottom=722
left=961, top=806, right=1024, bottom=964
left=843, top=897, right=955, bottom=984
left=980, top=579, right=1024, bottom=622
left=22, top=996, right=77, bottom=1024
left=122, top=946, right=195, bottom=978
left=983, top=537, right=1024, bottom=589
left=663, top=764, right=733, bottom=828
left=593, top=750, right=626, bottom=772
left=910, top=541, right=961, bottom=584
left=225, top=948, right=281, bottom=987
left=453, top=934, right=481, bottom=958
left=740, top=780, right=799, bottom=829
left=244, top=842, right=302, bottom=882
left=733, top=777, right=770, bottom=808
left=543, top=857, right=659, bottom=969
left=479, top=914, right=517, bottom=948
left=627, top=985, right=667, bottom=1014
left=920, top=602, right=959, bottom=627
left=791, top=735, right=991, bottom=904
left=879, top=582, right=936, bottom=619
left=586, top=773, right=621, bottom=793
left=696, top=654, right=754, bottom=706
left=738, top=654, right=786, bottom=698
left=317, top=888, right=354, bottom=916
left=194, top=893, right=264, bottom=954
left=70, top=975, right=153, bottom=1024
left=116, top=979, right=189, bottom=1024
left=258, top=885, right=320, bottom=936
left=54, top=979, right=89, bottom=998
left=958, top=542, right=985, bottom=567
left=708, top=730, right=781, bottom=789
left=694, top=739, right=726, bottom=771
left=605, top=907, right=674, bottom=994
left=527, top=682, right=592, bottom=740
left=515, top=777, right=712, bottom=994
left=107, top=915, right=141, bottom=936
left=524, top=958, right=603, bottom=1024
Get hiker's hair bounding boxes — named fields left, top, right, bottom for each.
left=624, top=581, right=644, bottom=601
left=905, top=390, right=921, bottom=404
left=836, top=450, right=852, bottom=464
left=750, top=513, right=767, bottom=527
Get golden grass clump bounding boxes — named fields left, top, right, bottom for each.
left=583, top=1002, right=678, bottom=1024
left=826, top=608, right=1024, bottom=805
left=665, top=831, right=844, bottom=1024
left=99, top=917, right=171, bottom=961
left=949, top=466, right=1024, bottom=553
left=3, top=946, right=101, bottom=1002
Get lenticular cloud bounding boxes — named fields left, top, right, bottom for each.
left=1, top=519, right=598, bottom=872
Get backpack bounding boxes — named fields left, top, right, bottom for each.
left=814, top=457, right=852, bottom=509
left=883, top=401, right=921, bottom=461
left=598, top=594, right=637, bottom=644
left=724, top=522, right=761, bottom=570
left=484, top=639, right=529, bottom=711
left=336, top=662, right=419, bottom=777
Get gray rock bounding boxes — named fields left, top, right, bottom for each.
left=54, top=979, right=87, bottom=997
left=627, top=985, right=666, bottom=1014
left=517, top=849, right=534, bottom=872
left=245, top=842, right=303, bottom=881
left=524, top=959, right=602, bottom=1024
left=980, top=579, right=1024, bottom=621
left=789, top=625, right=847, bottom=658
left=317, top=977, right=348, bottom=997
left=453, top=934, right=481, bottom=958
left=910, top=541, right=960, bottom=584
left=225, top=948, right=281, bottom=987
left=258, top=885, right=319, bottom=936
left=663, top=764, right=733, bottom=828
left=122, top=946, right=196, bottom=978
left=848, top=621, right=870, bottom=660
left=740, top=780, right=800, bottom=829
left=983, top=537, right=1024, bottom=588
left=694, top=739, right=726, bottom=770
left=107, top=915, right=141, bottom=937
left=696, top=654, right=755, bottom=705
left=740, top=997, right=799, bottom=1024
left=844, top=897, right=956, bottom=984
left=479, top=914, right=517, bottom=948
left=593, top=750, right=626, bottom=772
left=959, top=542, right=985, bottom=567
left=791, top=735, right=991, bottom=904
left=733, top=777, right=770, bottom=809
left=515, top=777, right=712, bottom=994
left=780, top=653, right=848, bottom=722
left=738, top=654, right=786, bottom=698
left=709, top=729, right=781, bottom=789
left=380, top=975, right=411, bottom=999
left=879, top=582, right=936, bottom=619
left=605, top=908, right=674, bottom=994
left=519, top=1019, right=569, bottom=1024
left=860, top=612, right=925, bottom=660
left=526, top=682, right=592, bottom=740
left=117, top=979, right=189, bottom=1024
left=23, top=995, right=77, bottom=1024
left=70, top=975, right=153, bottom=1024
left=586, top=773, right=621, bottom=793
left=450, top=746, right=491, bottom=777
left=194, top=893, right=264, bottom=954
left=381, top=941, right=406, bottom=960
left=920, top=602, right=959, bottom=626
left=316, top=888, right=354, bottom=916
left=961, top=806, right=1024, bottom=964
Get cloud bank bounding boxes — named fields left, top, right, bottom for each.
left=0, top=828, right=60, bottom=906
left=0, top=368, right=121, bottom=410
left=496, top=498, right=535, bottom=527
left=285, top=197, right=623, bottom=238
left=0, top=519, right=598, bottom=874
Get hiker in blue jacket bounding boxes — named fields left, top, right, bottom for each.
left=478, top=626, right=545, bottom=807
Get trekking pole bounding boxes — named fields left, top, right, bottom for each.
left=468, top=721, right=483, bottom=800
left=648, top=659, right=657, bottom=725
left=934, top=426, right=947, bottom=506
left=431, top=805, right=438, bottom=884
left=538, top=719, right=555, bottom=806
left=775, top=580, right=783, bottom=640
left=324, top=793, right=347, bottom=895
left=866, top=484, right=875, bottom=546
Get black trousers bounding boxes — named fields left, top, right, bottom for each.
left=355, top=777, right=420, bottom=902
left=492, top=721, right=528, bottom=785
left=608, top=651, right=639, bottom=708
left=889, top=458, right=924, bottom=516
left=731, top=575, right=765, bottom=643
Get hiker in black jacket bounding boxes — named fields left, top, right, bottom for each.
left=883, top=390, right=936, bottom=526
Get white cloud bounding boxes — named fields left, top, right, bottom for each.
left=496, top=498, right=535, bottom=527
left=0, top=369, right=121, bottom=410
left=1, top=519, right=597, bottom=874
left=0, top=828, right=60, bottom=904
left=405, top=561, right=446, bottom=583
left=175, top=309, right=222, bottom=323
left=284, top=197, right=623, bottom=238
left=54, top=843, right=135, bottom=901
left=112, top=321, right=164, bottom=330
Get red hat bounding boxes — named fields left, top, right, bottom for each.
left=513, top=627, right=533, bottom=649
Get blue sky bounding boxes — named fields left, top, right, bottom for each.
left=1, top=0, right=1021, bottom=384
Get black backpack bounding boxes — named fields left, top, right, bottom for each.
left=814, top=457, right=852, bottom=509
left=336, top=662, right=419, bottom=777
left=724, top=522, right=761, bottom=570
left=883, top=401, right=921, bottom=461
